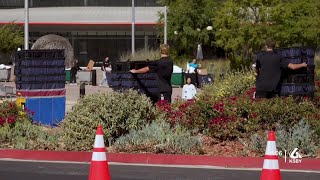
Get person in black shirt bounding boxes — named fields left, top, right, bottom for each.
left=130, top=44, right=173, bottom=103
left=255, top=40, right=307, bottom=98
left=70, top=59, right=81, bottom=85
left=99, top=57, right=111, bottom=86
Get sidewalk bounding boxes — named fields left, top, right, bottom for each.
left=0, top=81, right=183, bottom=112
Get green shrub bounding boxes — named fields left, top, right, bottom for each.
left=277, top=119, right=318, bottom=157
left=60, top=89, right=164, bottom=151
left=0, top=120, right=60, bottom=150
left=245, top=131, right=267, bottom=156
left=247, top=120, right=318, bottom=157
left=113, top=121, right=202, bottom=155
left=197, top=68, right=255, bottom=102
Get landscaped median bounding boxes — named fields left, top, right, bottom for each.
left=0, top=149, right=320, bottom=172
left=1, top=69, right=319, bottom=165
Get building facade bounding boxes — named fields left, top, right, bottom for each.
left=0, top=0, right=163, bottom=66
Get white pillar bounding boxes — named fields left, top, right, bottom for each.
left=131, top=0, right=135, bottom=56
left=24, top=0, right=29, bottom=50
left=164, top=6, right=167, bottom=44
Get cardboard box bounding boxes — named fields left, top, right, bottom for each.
left=197, top=69, right=208, bottom=75
left=86, top=60, right=95, bottom=71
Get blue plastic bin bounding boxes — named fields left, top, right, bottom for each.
left=26, top=96, right=66, bottom=126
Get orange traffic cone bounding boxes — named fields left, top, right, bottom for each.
left=260, top=131, right=281, bottom=180
left=89, top=125, right=111, bottom=180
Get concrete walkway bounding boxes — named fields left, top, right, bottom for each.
left=0, top=81, right=182, bottom=113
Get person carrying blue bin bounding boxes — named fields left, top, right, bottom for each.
left=130, top=44, right=173, bottom=103
left=255, top=39, right=307, bottom=99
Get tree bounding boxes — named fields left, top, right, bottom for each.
left=158, top=0, right=221, bottom=60
left=0, top=23, right=23, bottom=54
left=214, top=0, right=320, bottom=69
left=274, top=0, right=320, bottom=47
left=0, top=23, right=23, bottom=64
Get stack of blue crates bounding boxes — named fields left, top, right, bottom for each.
left=15, top=50, right=66, bottom=126
left=275, top=47, right=315, bottom=98
left=110, top=61, right=160, bottom=103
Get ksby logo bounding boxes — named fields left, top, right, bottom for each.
left=289, top=148, right=302, bottom=159
left=285, top=148, right=303, bottom=163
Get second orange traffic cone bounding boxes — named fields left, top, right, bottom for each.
left=89, top=125, right=111, bottom=180
left=260, top=131, right=281, bottom=180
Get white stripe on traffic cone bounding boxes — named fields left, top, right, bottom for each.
left=93, top=135, right=105, bottom=148
left=262, top=159, right=280, bottom=169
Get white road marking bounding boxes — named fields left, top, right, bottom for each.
left=0, top=158, right=319, bottom=174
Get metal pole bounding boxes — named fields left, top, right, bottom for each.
left=131, top=0, right=135, bottom=56
left=24, top=0, right=29, bottom=50
left=164, top=6, right=167, bottom=44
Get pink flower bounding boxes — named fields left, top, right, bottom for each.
left=0, top=117, right=6, bottom=126
left=250, top=113, right=258, bottom=118
left=212, top=102, right=225, bottom=113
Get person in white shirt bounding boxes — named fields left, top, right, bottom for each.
left=182, top=78, right=197, bottom=100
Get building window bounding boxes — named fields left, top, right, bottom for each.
left=0, top=0, right=160, bottom=8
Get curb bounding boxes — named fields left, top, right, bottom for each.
left=0, top=149, right=319, bottom=171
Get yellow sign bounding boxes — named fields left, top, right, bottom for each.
left=16, top=93, right=26, bottom=116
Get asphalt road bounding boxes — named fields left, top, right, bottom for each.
left=0, top=160, right=319, bottom=180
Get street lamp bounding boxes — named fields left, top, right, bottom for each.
left=131, top=0, right=135, bottom=56
left=196, top=26, right=212, bottom=60
left=24, top=0, right=29, bottom=50
left=164, top=6, right=168, bottom=44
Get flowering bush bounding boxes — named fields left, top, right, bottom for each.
left=0, top=101, right=34, bottom=126
left=158, top=85, right=320, bottom=143
left=157, top=69, right=320, bottom=147
left=208, top=87, right=320, bottom=141
left=156, top=99, right=216, bottom=132
left=0, top=101, right=56, bottom=150
left=207, top=88, right=258, bottom=140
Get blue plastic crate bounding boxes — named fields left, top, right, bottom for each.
left=26, top=96, right=66, bottom=126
